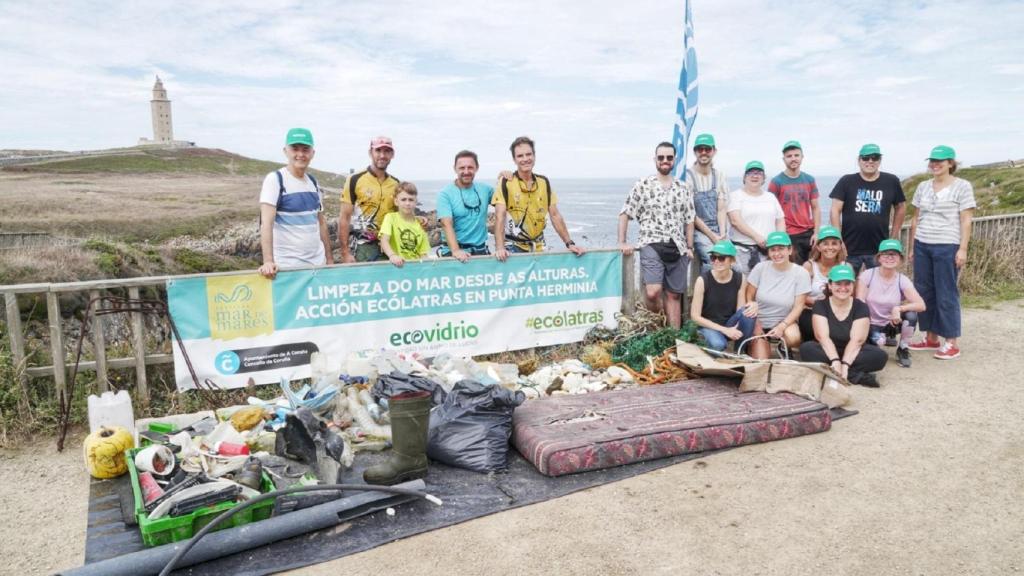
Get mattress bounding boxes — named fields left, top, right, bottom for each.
left=512, top=377, right=831, bottom=476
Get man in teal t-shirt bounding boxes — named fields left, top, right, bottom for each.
left=436, top=150, right=495, bottom=262
left=768, top=140, right=819, bottom=264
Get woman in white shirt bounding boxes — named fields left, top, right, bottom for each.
left=906, top=145, right=976, bottom=360
left=728, top=160, right=785, bottom=274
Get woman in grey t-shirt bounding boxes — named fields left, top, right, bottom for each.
left=745, top=231, right=811, bottom=358
left=906, top=145, right=976, bottom=360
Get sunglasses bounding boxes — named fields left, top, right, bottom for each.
left=657, top=155, right=675, bottom=162
left=860, top=154, right=882, bottom=162
left=693, top=146, right=713, bottom=153
left=709, top=254, right=729, bottom=262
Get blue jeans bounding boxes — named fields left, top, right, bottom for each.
left=913, top=241, right=961, bottom=338
left=699, top=309, right=756, bottom=351
left=846, top=254, right=879, bottom=275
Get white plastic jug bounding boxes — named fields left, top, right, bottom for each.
left=87, top=390, right=135, bottom=436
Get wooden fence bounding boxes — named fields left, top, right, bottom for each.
left=1, top=250, right=638, bottom=408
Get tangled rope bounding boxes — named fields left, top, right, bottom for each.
left=613, top=347, right=694, bottom=386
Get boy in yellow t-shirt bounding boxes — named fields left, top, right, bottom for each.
left=380, top=182, right=430, bottom=267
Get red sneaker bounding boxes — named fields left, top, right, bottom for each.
left=934, top=343, right=961, bottom=360
left=908, top=337, right=941, bottom=351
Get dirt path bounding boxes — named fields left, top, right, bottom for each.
left=6, top=301, right=1023, bottom=575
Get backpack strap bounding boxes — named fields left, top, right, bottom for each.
left=537, top=174, right=552, bottom=208
left=275, top=169, right=286, bottom=211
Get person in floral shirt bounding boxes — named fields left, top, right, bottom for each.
left=618, top=142, right=696, bottom=328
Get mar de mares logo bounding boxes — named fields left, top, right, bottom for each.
left=206, top=274, right=273, bottom=340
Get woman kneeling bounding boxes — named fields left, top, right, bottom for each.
left=690, top=240, right=757, bottom=351
left=856, top=239, right=926, bottom=368
left=800, top=264, right=887, bottom=387
left=746, top=231, right=809, bottom=359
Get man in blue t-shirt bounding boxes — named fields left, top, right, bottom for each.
left=768, top=140, right=819, bottom=264
left=436, top=150, right=495, bottom=262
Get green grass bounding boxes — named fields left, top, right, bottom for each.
left=903, top=165, right=1024, bottom=216
left=4, top=147, right=346, bottom=187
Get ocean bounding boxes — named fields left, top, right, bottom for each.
left=417, top=176, right=839, bottom=250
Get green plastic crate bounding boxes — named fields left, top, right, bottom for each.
left=126, top=447, right=276, bottom=547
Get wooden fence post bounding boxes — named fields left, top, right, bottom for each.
left=90, top=289, right=108, bottom=392
left=46, top=291, right=67, bottom=405
left=128, top=287, right=149, bottom=408
left=3, top=292, right=30, bottom=406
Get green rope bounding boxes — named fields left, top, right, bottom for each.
left=611, top=321, right=703, bottom=371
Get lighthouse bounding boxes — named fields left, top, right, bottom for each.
left=150, top=76, right=173, bottom=143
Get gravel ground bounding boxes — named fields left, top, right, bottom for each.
left=5, top=300, right=1022, bottom=576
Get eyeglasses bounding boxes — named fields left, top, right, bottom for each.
left=746, top=170, right=764, bottom=177
left=656, top=155, right=675, bottom=162
left=860, top=154, right=882, bottom=162
left=709, top=254, right=729, bottom=262
left=694, top=146, right=713, bottom=153
left=831, top=281, right=854, bottom=289
left=879, top=252, right=901, bottom=258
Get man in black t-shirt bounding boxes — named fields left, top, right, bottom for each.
left=829, top=143, right=906, bottom=272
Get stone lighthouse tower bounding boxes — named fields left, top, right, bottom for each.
left=150, top=76, right=174, bottom=143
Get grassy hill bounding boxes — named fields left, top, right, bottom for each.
left=902, top=163, right=1024, bottom=216
left=3, top=146, right=346, bottom=187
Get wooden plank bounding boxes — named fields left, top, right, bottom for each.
left=621, top=251, right=637, bottom=313
left=24, top=353, right=173, bottom=378
left=3, top=292, right=29, bottom=404
left=128, top=286, right=149, bottom=408
left=46, top=291, right=67, bottom=405
left=90, top=289, right=108, bottom=392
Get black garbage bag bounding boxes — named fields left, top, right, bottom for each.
left=372, top=371, right=447, bottom=405
left=426, top=379, right=526, bottom=473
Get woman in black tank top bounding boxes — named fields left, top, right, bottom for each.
left=689, top=240, right=758, bottom=351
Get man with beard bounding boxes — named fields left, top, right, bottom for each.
left=768, top=140, right=820, bottom=264
left=683, top=133, right=730, bottom=273
left=339, top=136, right=401, bottom=262
left=257, top=128, right=333, bottom=279
left=436, top=150, right=495, bottom=261
left=618, top=141, right=696, bottom=328
left=830, top=143, right=906, bottom=273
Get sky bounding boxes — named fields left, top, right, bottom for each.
left=1, top=0, right=1022, bottom=180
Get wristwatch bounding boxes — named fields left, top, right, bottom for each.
left=565, top=240, right=576, bottom=248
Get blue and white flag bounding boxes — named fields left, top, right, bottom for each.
left=672, top=0, right=698, bottom=179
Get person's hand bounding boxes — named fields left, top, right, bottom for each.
left=756, top=236, right=767, bottom=249
left=497, top=170, right=513, bottom=181
left=955, top=247, right=968, bottom=269
left=742, top=301, right=758, bottom=318
left=569, top=244, right=586, bottom=257
left=388, top=255, right=405, bottom=268
left=767, top=322, right=786, bottom=339
left=619, top=242, right=635, bottom=256
left=684, top=246, right=694, bottom=259
left=495, top=248, right=509, bottom=262
left=341, top=253, right=356, bottom=264
left=724, top=327, right=744, bottom=341
left=258, top=262, right=278, bottom=279
left=839, top=363, right=849, bottom=379
left=890, top=305, right=902, bottom=324
left=452, top=248, right=470, bottom=263
left=906, top=248, right=914, bottom=264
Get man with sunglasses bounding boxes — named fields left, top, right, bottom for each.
left=618, top=142, right=696, bottom=329
left=768, top=140, right=819, bottom=264
left=683, top=133, right=730, bottom=273
left=437, top=150, right=495, bottom=262
left=829, top=143, right=906, bottom=273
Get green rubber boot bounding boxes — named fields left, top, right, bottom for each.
left=363, top=391, right=431, bottom=485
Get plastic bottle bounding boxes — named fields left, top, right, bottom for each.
left=87, top=390, right=135, bottom=437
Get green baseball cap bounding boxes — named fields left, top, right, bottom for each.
left=766, top=231, right=791, bottom=248
left=927, top=145, right=956, bottom=160
left=878, top=238, right=904, bottom=254
left=708, top=239, right=737, bottom=257
left=858, top=143, right=881, bottom=156
left=782, top=140, right=802, bottom=152
left=817, top=225, right=842, bottom=241
left=285, top=127, right=314, bottom=147
left=744, top=160, right=765, bottom=173
left=693, top=133, right=716, bottom=148
left=828, top=264, right=856, bottom=283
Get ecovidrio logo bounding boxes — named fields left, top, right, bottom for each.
left=389, top=320, right=480, bottom=346
left=525, top=309, right=604, bottom=330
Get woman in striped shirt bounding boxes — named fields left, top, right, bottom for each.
left=906, top=145, right=976, bottom=360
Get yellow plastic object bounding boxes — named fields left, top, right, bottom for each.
left=83, top=426, right=135, bottom=478
left=229, top=406, right=267, bottom=432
